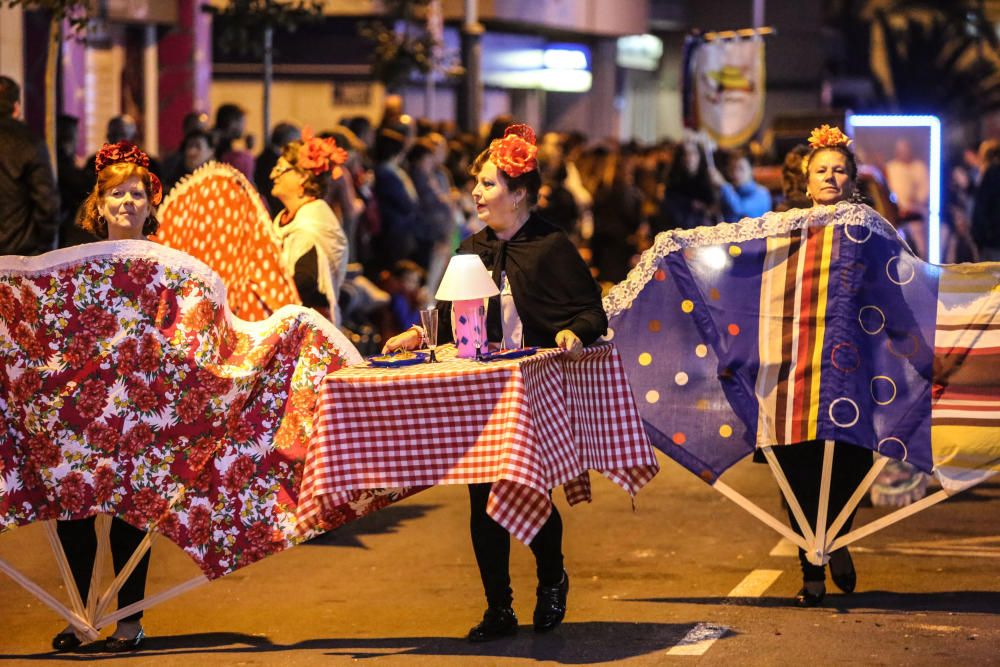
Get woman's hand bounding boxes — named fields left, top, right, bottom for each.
left=382, top=327, right=422, bottom=354
left=555, top=329, right=583, bottom=359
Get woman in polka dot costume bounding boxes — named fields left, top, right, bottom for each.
left=777, top=125, right=873, bottom=608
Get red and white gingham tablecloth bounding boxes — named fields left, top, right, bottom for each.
left=297, top=343, right=659, bottom=543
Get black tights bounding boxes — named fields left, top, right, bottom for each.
left=56, top=516, right=150, bottom=622
left=468, top=483, right=564, bottom=609
left=772, top=442, right=872, bottom=582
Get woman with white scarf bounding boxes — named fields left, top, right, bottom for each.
left=269, top=130, right=349, bottom=323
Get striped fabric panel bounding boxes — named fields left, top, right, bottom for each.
left=756, top=225, right=835, bottom=444
left=755, top=232, right=795, bottom=444
left=931, top=268, right=1000, bottom=473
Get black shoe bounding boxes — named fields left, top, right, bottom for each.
left=467, top=607, right=518, bottom=643
left=830, top=548, right=856, bottom=593
left=104, top=627, right=145, bottom=653
left=51, top=631, right=82, bottom=652
left=533, top=570, right=569, bottom=632
left=794, top=585, right=826, bottom=608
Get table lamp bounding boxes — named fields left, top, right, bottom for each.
left=435, top=254, right=500, bottom=359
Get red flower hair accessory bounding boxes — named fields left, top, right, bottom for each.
left=488, top=123, right=538, bottom=178
left=808, top=124, right=852, bottom=150
left=297, top=128, right=349, bottom=180
left=94, top=140, right=163, bottom=205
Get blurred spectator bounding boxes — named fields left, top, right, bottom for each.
left=214, top=103, right=255, bottom=184
left=255, top=122, right=301, bottom=213
left=55, top=114, right=94, bottom=247
left=84, top=114, right=159, bottom=176
left=537, top=161, right=580, bottom=238
left=972, top=139, right=1000, bottom=261
left=591, top=149, right=642, bottom=284
left=378, top=258, right=427, bottom=339
left=379, top=94, right=405, bottom=130
left=321, top=126, right=366, bottom=262
left=719, top=151, right=771, bottom=221
left=371, top=125, right=418, bottom=274
left=407, top=136, right=454, bottom=288
left=775, top=144, right=811, bottom=212
left=885, top=138, right=929, bottom=220
left=159, top=111, right=209, bottom=189
left=163, top=129, right=215, bottom=192
left=0, top=75, right=58, bottom=255
left=484, top=114, right=515, bottom=151
left=654, top=135, right=718, bottom=232
left=942, top=162, right=978, bottom=264
left=345, top=115, right=374, bottom=148
left=561, top=131, right=594, bottom=240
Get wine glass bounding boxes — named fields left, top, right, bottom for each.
left=419, top=307, right=438, bottom=362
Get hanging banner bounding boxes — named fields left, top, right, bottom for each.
left=689, top=35, right=766, bottom=148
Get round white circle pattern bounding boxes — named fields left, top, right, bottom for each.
left=829, top=397, right=860, bottom=428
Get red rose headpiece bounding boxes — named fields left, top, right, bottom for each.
left=94, top=140, right=162, bottom=206
left=297, top=128, right=349, bottom=180
left=488, top=123, right=538, bottom=178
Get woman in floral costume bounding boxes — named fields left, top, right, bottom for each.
left=774, top=125, right=872, bottom=608
left=268, top=130, right=349, bottom=324
left=384, top=124, right=606, bottom=642
left=52, top=141, right=164, bottom=653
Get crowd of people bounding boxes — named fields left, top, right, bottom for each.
left=3, top=70, right=1000, bottom=651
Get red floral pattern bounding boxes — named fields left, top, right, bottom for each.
left=0, top=244, right=386, bottom=580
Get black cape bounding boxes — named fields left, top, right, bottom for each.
left=438, top=213, right=606, bottom=348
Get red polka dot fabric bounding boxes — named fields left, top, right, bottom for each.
left=156, top=162, right=300, bottom=320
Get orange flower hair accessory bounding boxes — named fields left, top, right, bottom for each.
left=95, top=141, right=162, bottom=206
left=297, top=128, right=349, bottom=180
left=808, top=124, right=852, bottom=150
left=488, top=123, right=538, bottom=178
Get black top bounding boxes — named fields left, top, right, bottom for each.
left=438, top=213, right=607, bottom=348
left=293, top=247, right=327, bottom=308
left=0, top=117, right=58, bottom=255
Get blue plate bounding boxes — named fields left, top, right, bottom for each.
left=478, top=347, right=538, bottom=362
left=369, top=351, right=429, bottom=367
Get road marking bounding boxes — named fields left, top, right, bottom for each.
left=665, top=570, right=783, bottom=656
left=666, top=623, right=728, bottom=656
left=769, top=537, right=798, bottom=557
left=725, top=569, right=784, bottom=598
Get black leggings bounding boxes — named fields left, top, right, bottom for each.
left=56, top=517, right=150, bottom=622
left=468, top=483, right=564, bottom=608
left=772, top=441, right=872, bottom=582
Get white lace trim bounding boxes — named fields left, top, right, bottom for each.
left=603, top=203, right=903, bottom=318
left=0, top=241, right=362, bottom=366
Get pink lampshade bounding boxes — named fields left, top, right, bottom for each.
left=435, top=254, right=500, bottom=301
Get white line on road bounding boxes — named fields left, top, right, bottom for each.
left=769, top=537, right=798, bottom=557
left=725, top=569, right=784, bottom=598
left=665, top=569, right=784, bottom=656
left=666, top=623, right=729, bottom=656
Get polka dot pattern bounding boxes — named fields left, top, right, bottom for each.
left=157, top=163, right=300, bottom=321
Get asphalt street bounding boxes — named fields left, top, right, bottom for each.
left=1, top=453, right=998, bottom=665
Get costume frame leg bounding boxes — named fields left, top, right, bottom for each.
left=0, top=554, right=100, bottom=641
